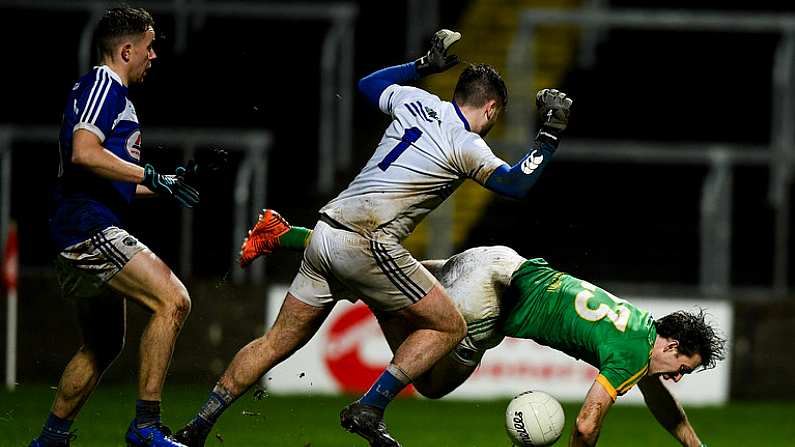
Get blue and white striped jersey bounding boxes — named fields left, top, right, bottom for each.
left=320, top=84, right=506, bottom=241
left=51, top=65, right=143, bottom=251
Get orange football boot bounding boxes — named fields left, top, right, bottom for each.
left=239, top=209, right=291, bottom=267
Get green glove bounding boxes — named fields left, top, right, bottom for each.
left=415, top=29, right=462, bottom=77
left=141, top=164, right=200, bottom=208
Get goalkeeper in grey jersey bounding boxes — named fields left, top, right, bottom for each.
left=234, top=212, right=725, bottom=447
left=178, top=29, right=572, bottom=447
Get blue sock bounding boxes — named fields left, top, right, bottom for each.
left=134, top=400, right=161, bottom=428
left=38, top=413, right=73, bottom=444
left=359, top=364, right=411, bottom=410
left=191, top=385, right=235, bottom=437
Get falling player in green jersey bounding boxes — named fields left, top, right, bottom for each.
left=182, top=210, right=725, bottom=447
left=494, top=257, right=721, bottom=447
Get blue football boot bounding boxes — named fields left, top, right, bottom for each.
left=28, top=429, right=76, bottom=446
left=125, top=421, right=187, bottom=447
left=29, top=440, right=70, bottom=447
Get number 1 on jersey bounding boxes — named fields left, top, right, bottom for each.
left=378, top=127, right=423, bottom=171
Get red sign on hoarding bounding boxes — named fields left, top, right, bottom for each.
left=323, top=302, right=414, bottom=395
left=2, top=222, right=17, bottom=290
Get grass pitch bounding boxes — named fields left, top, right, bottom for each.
left=2, top=383, right=793, bottom=446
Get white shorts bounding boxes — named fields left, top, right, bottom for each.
left=428, top=246, right=523, bottom=366
left=55, top=226, right=148, bottom=299
left=288, top=218, right=437, bottom=312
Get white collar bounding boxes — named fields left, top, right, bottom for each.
left=96, top=65, right=124, bottom=86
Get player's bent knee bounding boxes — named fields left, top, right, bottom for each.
left=449, top=311, right=467, bottom=340
left=574, top=418, right=599, bottom=442
left=430, top=288, right=467, bottom=339
left=172, top=293, right=191, bottom=322
left=161, top=288, right=191, bottom=323
left=431, top=309, right=465, bottom=344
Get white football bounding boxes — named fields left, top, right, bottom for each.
left=505, top=390, right=565, bottom=446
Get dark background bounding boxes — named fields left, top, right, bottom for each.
left=1, top=0, right=795, bottom=397
left=1, top=0, right=794, bottom=288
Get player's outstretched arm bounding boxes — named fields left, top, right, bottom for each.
left=357, top=29, right=461, bottom=107
left=638, top=375, right=705, bottom=447
left=137, top=148, right=228, bottom=199
left=141, top=164, right=199, bottom=208
left=72, top=129, right=198, bottom=207
left=570, top=379, right=614, bottom=446
left=484, top=89, right=573, bottom=199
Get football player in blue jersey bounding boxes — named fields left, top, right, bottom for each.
left=30, top=7, right=197, bottom=447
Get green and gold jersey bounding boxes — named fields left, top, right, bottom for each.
left=500, top=259, right=656, bottom=400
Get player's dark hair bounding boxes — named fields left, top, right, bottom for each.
left=94, top=5, right=154, bottom=60
left=453, top=64, right=508, bottom=109
left=654, top=308, right=727, bottom=371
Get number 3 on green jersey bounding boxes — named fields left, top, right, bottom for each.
left=574, top=281, right=631, bottom=332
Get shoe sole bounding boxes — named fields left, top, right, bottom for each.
left=126, top=435, right=187, bottom=447
left=127, top=441, right=187, bottom=447
left=172, top=433, right=204, bottom=447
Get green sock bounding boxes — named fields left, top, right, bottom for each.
left=278, top=227, right=312, bottom=251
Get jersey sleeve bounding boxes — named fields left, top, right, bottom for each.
left=596, top=344, right=651, bottom=401
left=73, top=72, right=124, bottom=143
left=451, top=133, right=508, bottom=184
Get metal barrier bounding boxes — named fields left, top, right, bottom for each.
left=0, top=125, right=271, bottom=284
left=0, top=0, right=357, bottom=194
left=501, top=9, right=795, bottom=297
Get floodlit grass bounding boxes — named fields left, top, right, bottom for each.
left=2, top=383, right=793, bottom=446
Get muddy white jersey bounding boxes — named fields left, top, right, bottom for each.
left=428, top=245, right=526, bottom=351
left=320, top=84, right=507, bottom=241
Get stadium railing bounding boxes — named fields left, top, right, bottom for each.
left=0, top=0, right=357, bottom=194
left=494, top=9, right=795, bottom=297
left=0, top=125, right=272, bottom=285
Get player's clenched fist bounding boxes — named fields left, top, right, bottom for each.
left=536, top=88, right=573, bottom=134
left=415, top=29, right=462, bottom=76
